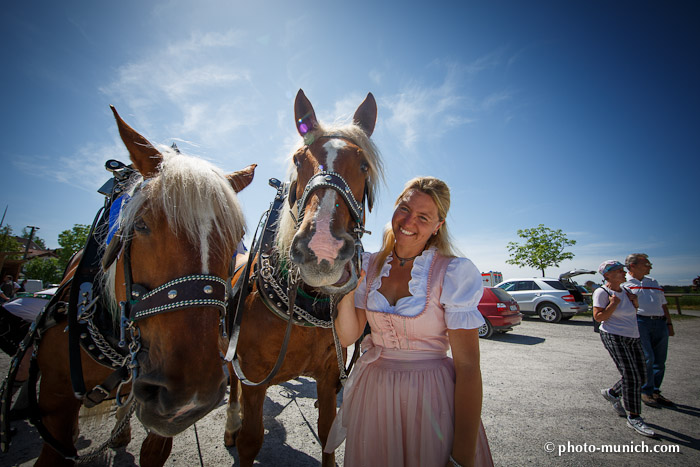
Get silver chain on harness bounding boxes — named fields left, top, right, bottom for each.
left=74, top=400, right=136, bottom=464
left=259, top=255, right=333, bottom=328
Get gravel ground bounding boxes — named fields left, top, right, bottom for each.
left=1, top=314, right=698, bottom=466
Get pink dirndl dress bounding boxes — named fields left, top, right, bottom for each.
left=325, top=248, right=493, bottom=467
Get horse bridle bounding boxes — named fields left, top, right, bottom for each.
left=105, top=179, right=234, bottom=405
left=226, top=138, right=372, bottom=387
left=289, top=136, right=373, bottom=275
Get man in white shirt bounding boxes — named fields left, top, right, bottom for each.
left=624, top=253, right=675, bottom=408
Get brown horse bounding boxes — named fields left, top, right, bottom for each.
left=224, top=89, right=383, bottom=466
left=32, top=108, right=255, bottom=466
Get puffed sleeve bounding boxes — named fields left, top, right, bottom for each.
left=353, top=251, right=372, bottom=310
left=441, top=257, right=486, bottom=330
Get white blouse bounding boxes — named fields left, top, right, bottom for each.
left=355, top=248, right=485, bottom=330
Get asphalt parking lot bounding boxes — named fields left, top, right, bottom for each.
left=1, top=314, right=698, bottom=466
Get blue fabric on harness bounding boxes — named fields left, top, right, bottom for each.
left=106, top=194, right=129, bottom=245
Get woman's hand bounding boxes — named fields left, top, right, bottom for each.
left=335, top=270, right=368, bottom=347
left=626, top=291, right=639, bottom=309
left=609, top=294, right=620, bottom=309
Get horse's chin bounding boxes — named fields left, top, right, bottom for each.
left=320, top=262, right=358, bottom=295
left=297, top=260, right=357, bottom=295
left=135, top=403, right=210, bottom=437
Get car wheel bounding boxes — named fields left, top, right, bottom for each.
left=478, top=319, right=494, bottom=339
left=537, top=303, right=562, bottom=323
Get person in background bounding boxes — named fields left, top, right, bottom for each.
left=624, top=253, right=675, bottom=408
left=1, top=275, right=20, bottom=300
left=325, top=176, right=493, bottom=466
left=593, top=260, right=655, bottom=437
left=585, top=280, right=599, bottom=292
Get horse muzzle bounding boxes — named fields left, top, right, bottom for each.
left=289, top=229, right=355, bottom=286
left=132, top=371, right=227, bottom=436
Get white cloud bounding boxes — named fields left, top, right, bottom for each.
left=381, top=51, right=514, bottom=151
left=14, top=140, right=127, bottom=193
left=98, top=28, right=259, bottom=153
left=369, top=70, right=383, bottom=85
left=165, top=30, right=244, bottom=55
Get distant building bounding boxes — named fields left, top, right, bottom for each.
left=0, top=236, right=59, bottom=281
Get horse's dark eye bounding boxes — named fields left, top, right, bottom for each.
left=360, top=161, right=369, bottom=174
left=294, top=156, right=302, bottom=169
left=134, top=218, right=149, bottom=233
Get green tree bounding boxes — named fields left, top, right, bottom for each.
left=506, top=224, right=576, bottom=277
left=23, top=257, right=62, bottom=285
left=0, top=225, right=22, bottom=256
left=57, top=224, right=90, bottom=270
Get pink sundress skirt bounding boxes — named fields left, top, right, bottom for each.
left=326, top=337, right=493, bottom=467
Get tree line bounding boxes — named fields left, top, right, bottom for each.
left=1, top=224, right=89, bottom=286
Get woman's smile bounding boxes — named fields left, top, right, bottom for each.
left=392, top=190, right=443, bottom=257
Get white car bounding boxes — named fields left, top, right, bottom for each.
left=495, top=270, right=595, bottom=323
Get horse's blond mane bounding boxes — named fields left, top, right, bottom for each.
left=103, top=149, right=246, bottom=310
left=275, top=121, right=384, bottom=260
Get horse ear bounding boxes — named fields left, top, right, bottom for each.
left=227, top=164, right=257, bottom=193
left=294, top=89, right=320, bottom=138
left=110, top=106, right=162, bottom=178
left=353, top=92, right=377, bottom=137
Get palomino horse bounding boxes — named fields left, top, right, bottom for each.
left=225, top=89, right=383, bottom=466
left=31, top=108, right=255, bottom=466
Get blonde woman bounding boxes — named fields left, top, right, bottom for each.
left=325, top=177, right=492, bottom=467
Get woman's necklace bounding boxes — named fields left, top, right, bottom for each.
left=393, top=247, right=420, bottom=267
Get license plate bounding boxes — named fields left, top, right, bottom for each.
left=510, top=304, right=518, bottom=311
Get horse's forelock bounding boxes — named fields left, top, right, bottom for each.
left=152, top=152, right=246, bottom=254
left=102, top=151, right=246, bottom=318
left=275, top=121, right=384, bottom=260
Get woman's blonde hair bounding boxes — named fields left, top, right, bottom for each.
left=373, top=176, right=457, bottom=277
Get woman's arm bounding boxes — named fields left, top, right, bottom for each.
left=448, top=328, right=482, bottom=467
left=593, top=293, right=620, bottom=322
left=334, top=272, right=368, bottom=347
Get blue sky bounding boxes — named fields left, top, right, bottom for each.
left=1, top=0, right=698, bottom=285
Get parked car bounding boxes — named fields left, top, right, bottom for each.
left=495, top=269, right=595, bottom=323
left=477, top=287, right=522, bottom=338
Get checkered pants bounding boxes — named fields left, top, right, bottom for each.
left=600, top=330, right=647, bottom=415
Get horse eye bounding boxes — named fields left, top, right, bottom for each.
left=294, top=156, right=302, bottom=169
left=134, top=218, right=149, bottom=233
left=360, top=161, right=369, bottom=174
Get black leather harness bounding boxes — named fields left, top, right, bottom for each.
left=225, top=171, right=366, bottom=387
left=0, top=159, right=234, bottom=459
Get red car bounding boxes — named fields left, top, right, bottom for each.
left=478, top=287, right=522, bottom=338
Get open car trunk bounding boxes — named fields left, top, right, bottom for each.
left=559, top=269, right=596, bottom=302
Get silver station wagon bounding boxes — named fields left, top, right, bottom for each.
left=495, top=270, right=594, bottom=323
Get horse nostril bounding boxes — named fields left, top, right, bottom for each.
left=133, top=379, right=166, bottom=405
left=338, top=236, right=355, bottom=260
left=289, top=237, right=310, bottom=264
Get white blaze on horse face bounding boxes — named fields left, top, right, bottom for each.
left=199, top=215, right=215, bottom=275
left=307, top=140, right=345, bottom=264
